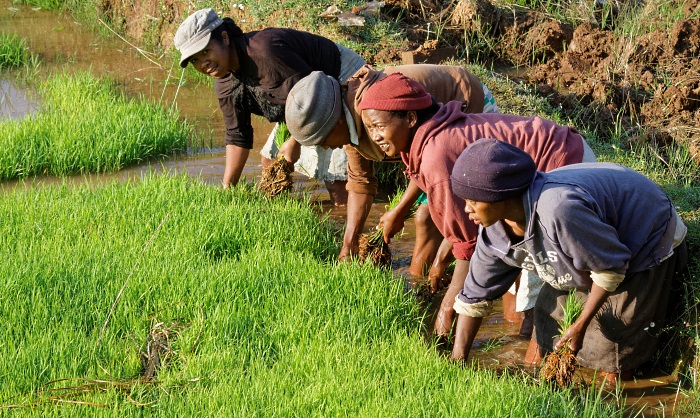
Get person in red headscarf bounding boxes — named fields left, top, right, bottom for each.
left=358, top=73, right=597, bottom=349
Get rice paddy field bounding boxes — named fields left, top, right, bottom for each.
left=1, top=1, right=699, bottom=416
left=0, top=175, right=634, bottom=416
left=0, top=72, right=192, bottom=180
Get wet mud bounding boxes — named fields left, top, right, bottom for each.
left=0, top=2, right=692, bottom=415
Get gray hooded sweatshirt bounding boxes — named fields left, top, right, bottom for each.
left=458, top=162, right=684, bottom=306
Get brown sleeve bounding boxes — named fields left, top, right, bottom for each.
left=462, top=71, right=485, bottom=114
left=385, top=65, right=485, bottom=113
left=345, top=144, right=378, bottom=196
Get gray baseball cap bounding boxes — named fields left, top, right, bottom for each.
left=174, top=8, right=223, bottom=68
left=285, top=71, right=342, bottom=146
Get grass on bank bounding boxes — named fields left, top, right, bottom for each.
left=509, top=0, right=700, bottom=34
left=0, top=71, right=192, bottom=180
left=0, top=174, right=634, bottom=416
left=14, top=0, right=408, bottom=67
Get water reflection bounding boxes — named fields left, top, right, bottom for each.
left=0, top=79, right=38, bottom=119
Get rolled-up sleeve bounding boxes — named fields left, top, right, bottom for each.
left=457, top=237, right=522, bottom=307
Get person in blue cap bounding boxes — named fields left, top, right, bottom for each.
left=449, top=138, right=688, bottom=382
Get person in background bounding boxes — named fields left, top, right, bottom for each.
left=284, top=64, right=498, bottom=278
left=449, top=138, right=687, bottom=382
left=356, top=73, right=597, bottom=345
left=174, top=8, right=364, bottom=205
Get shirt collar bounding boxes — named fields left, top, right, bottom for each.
left=342, top=101, right=359, bottom=146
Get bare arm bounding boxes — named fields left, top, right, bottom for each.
left=339, top=191, right=374, bottom=261
left=451, top=315, right=483, bottom=362
left=379, top=179, right=423, bottom=243
left=222, top=144, right=250, bottom=189
left=428, top=238, right=456, bottom=293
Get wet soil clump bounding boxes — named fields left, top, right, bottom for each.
left=258, top=157, right=293, bottom=198
left=539, top=345, right=578, bottom=387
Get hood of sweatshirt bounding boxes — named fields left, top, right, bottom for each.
left=401, top=100, right=468, bottom=177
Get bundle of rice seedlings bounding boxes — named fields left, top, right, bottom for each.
left=359, top=188, right=419, bottom=267
left=258, top=122, right=293, bottom=198
left=539, top=289, right=584, bottom=387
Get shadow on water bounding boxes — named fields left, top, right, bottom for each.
left=0, top=2, right=692, bottom=415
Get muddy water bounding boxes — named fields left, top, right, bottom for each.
left=0, top=3, right=690, bottom=415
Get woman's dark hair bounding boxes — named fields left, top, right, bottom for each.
left=211, top=17, right=244, bottom=42
left=389, top=96, right=440, bottom=126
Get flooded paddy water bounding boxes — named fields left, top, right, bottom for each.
left=0, top=2, right=692, bottom=415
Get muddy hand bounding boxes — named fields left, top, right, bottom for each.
left=338, top=243, right=359, bottom=262
left=555, top=323, right=585, bottom=354
left=279, top=137, right=301, bottom=165
left=427, top=265, right=448, bottom=294
left=379, top=208, right=404, bottom=244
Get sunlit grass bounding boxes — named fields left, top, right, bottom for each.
left=0, top=71, right=192, bottom=180
left=0, top=174, right=633, bottom=416
left=0, top=33, right=32, bottom=69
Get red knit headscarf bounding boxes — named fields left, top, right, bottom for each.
left=358, top=72, right=433, bottom=111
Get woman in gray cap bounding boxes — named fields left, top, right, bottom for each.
left=449, top=138, right=688, bottom=383
left=174, top=8, right=364, bottom=204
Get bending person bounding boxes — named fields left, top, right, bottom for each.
left=284, top=64, right=497, bottom=277
left=449, top=138, right=688, bottom=382
left=174, top=8, right=364, bottom=204
left=356, top=73, right=597, bottom=342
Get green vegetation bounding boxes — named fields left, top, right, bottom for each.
left=2, top=0, right=699, bottom=414
left=510, top=0, right=700, bottom=34
left=13, top=0, right=407, bottom=65
left=273, top=121, right=290, bottom=149
left=0, top=175, right=632, bottom=416
left=0, top=71, right=192, bottom=180
left=0, top=33, right=31, bottom=69
left=557, top=290, right=584, bottom=336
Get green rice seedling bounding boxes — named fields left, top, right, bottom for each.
left=359, top=187, right=419, bottom=267
left=0, top=174, right=634, bottom=416
left=13, top=0, right=63, bottom=9
left=0, top=71, right=192, bottom=180
left=273, top=121, right=290, bottom=149
left=557, top=289, right=585, bottom=336
left=540, top=289, right=584, bottom=387
left=480, top=337, right=507, bottom=353
left=0, top=33, right=31, bottom=69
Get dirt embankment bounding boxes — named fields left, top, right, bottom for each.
left=103, top=0, right=700, bottom=163
left=393, top=0, right=700, bottom=162
left=98, top=1, right=251, bottom=50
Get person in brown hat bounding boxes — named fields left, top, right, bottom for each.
left=449, top=138, right=687, bottom=383
left=174, top=8, right=364, bottom=205
left=357, top=73, right=597, bottom=347
left=284, top=64, right=498, bottom=278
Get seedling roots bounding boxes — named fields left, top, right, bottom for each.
left=258, top=157, right=293, bottom=198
